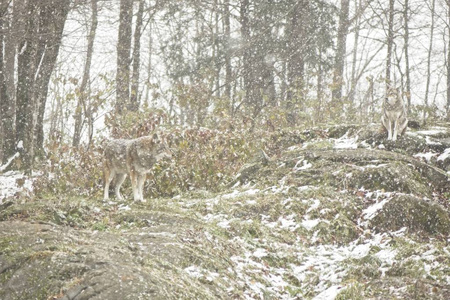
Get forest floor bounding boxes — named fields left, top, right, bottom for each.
left=1, top=123, right=450, bottom=299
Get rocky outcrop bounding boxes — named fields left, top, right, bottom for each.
left=1, top=123, right=449, bottom=299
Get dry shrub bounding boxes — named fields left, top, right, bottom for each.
left=33, top=139, right=103, bottom=198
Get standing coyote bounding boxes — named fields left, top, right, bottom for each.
left=381, top=87, right=408, bottom=141
left=103, top=133, right=171, bottom=202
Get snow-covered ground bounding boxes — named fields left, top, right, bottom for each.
left=0, top=171, right=34, bottom=204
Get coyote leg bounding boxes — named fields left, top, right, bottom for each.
left=392, top=120, right=398, bottom=141
left=104, top=168, right=115, bottom=200
left=137, top=173, right=147, bottom=202
left=387, top=119, right=393, bottom=140
left=130, top=169, right=140, bottom=201
left=115, top=173, right=127, bottom=200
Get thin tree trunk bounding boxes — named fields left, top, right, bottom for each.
left=130, top=0, right=144, bottom=111
left=145, top=21, right=152, bottom=106
left=403, top=0, right=411, bottom=112
left=424, top=0, right=435, bottom=124
left=73, top=0, right=98, bottom=147
left=0, top=0, right=8, bottom=163
left=386, top=0, right=395, bottom=87
left=447, top=1, right=450, bottom=120
left=116, top=0, right=133, bottom=114
left=332, top=0, right=350, bottom=114
left=349, top=0, right=360, bottom=105
left=213, top=0, right=220, bottom=99
left=224, top=0, right=232, bottom=110
left=240, top=0, right=250, bottom=112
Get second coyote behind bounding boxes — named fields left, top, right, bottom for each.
left=103, top=133, right=172, bottom=202
left=381, top=87, right=408, bottom=141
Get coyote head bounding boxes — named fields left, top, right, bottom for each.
left=151, top=133, right=172, bottom=161
left=385, top=87, right=402, bottom=108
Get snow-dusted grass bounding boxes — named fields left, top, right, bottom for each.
left=1, top=125, right=449, bottom=299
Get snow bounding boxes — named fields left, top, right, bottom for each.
left=221, top=188, right=260, bottom=199
left=334, top=134, right=359, bottom=149
left=0, top=153, right=20, bottom=172
left=361, top=197, right=391, bottom=222
left=415, top=128, right=447, bottom=136
left=278, top=214, right=300, bottom=231
left=301, top=218, right=321, bottom=231
left=0, top=171, right=34, bottom=203
left=414, top=151, right=437, bottom=162
left=293, top=159, right=312, bottom=171
left=312, top=285, right=344, bottom=300
left=437, top=148, right=450, bottom=161
left=253, top=248, right=268, bottom=258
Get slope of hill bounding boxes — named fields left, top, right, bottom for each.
left=1, top=124, right=449, bottom=299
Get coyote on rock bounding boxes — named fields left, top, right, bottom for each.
left=381, top=87, right=408, bottom=141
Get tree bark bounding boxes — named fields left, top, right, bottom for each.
left=1, top=0, right=19, bottom=164
left=447, top=1, right=450, bottom=120
left=116, top=0, right=133, bottom=114
left=239, top=0, right=251, bottom=112
left=386, top=0, right=395, bottom=87
left=332, top=0, right=350, bottom=112
left=224, top=0, right=232, bottom=111
left=286, top=0, right=309, bottom=125
left=403, top=0, right=411, bottom=112
left=423, top=0, right=435, bottom=123
left=130, top=0, right=144, bottom=112
left=73, top=0, right=98, bottom=147
left=16, top=1, right=38, bottom=172
left=34, top=0, right=71, bottom=155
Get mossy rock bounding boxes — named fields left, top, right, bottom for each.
left=345, top=161, right=432, bottom=196
left=370, top=195, right=450, bottom=236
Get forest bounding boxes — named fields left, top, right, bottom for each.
left=0, top=1, right=450, bottom=299
left=1, top=0, right=450, bottom=169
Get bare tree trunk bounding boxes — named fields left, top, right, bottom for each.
left=130, top=0, right=144, bottom=112
left=16, top=1, right=38, bottom=172
left=144, top=20, right=152, bottom=106
left=1, top=0, right=18, bottom=164
left=286, top=0, right=309, bottom=125
left=224, top=0, right=232, bottom=112
left=240, top=0, right=250, bottom=112
left=12, top=0, right=70, bottom=172
left=403, top=0, right=411, bottom=112
left=424, top=0, right=435, bottom=124
left=0, top=0, right=9, bottom=163
left=349, top=0, right=361, bottom=105
left=447, top=1, right=450, bottom=120
left=386, top=0, right=395, bottom=88
left=116, top=0, right=133, bottom=114
left=34, top=0, right=70, bottom=156
left=73, top=0, right=98, bottom=147
left=332, top=0, right=350, bottom=115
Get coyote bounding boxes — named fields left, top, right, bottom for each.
left=103, top=133, right=171, bottom=202
left=381, top=87, right=408, bottom=141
